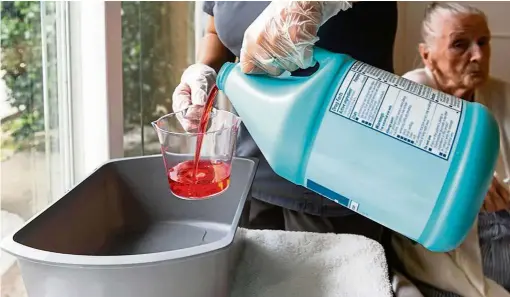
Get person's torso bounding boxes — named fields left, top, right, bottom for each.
left=477, top=78, right=510, bottom=187
left=208, top=1, right=398, bottom=215
left=211, top=1, right=398, bottom=71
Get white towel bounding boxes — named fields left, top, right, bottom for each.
left=230, top=228, right=392, bottom=297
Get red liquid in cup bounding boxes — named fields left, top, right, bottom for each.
left=167, top=85, right=230, bottom=199
left=167, top=160, right=231, bottom=199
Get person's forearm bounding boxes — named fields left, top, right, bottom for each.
left=197, top=33, right=234, bottom=73
left=196, top=17, right=235, bottom=73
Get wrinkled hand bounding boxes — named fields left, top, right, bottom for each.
left=172, top=63, right=217, bottom=131
left=240, top=1, right=352, bottom=76
left=482, top=177, right=510, bottom=212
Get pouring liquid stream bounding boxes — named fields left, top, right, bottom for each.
left=193, top=85, right=219, bottom=178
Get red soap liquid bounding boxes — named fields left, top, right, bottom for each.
left=168, top=85, right=227, bottom=199
left=168, top=160, right=230, bottom=199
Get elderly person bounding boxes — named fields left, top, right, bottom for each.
left=390, top=3, right=510, bottom=297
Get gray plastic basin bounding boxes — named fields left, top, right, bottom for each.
left=1, top=155, right=258, bottom=297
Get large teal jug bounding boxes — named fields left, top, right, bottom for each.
left=217, top=47, right=500, bottom=252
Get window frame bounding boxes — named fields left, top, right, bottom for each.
left=68, top=1, right=124, bottom=185
left=41, top=1, right=75, bottom=204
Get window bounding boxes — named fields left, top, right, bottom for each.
left=1, top=2, right=71, bottom=295
left=121, top=1, right=197, bottom=157
left=120, top=1, right=234, bottom=157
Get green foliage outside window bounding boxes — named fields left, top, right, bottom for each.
left=1, top=1, right=193, bottom=154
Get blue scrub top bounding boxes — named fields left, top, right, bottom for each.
left=203, top=1, right=398, bottom=216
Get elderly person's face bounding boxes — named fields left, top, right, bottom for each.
left=420, top=13, right=491, bottom=96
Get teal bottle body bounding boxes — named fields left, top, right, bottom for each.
left=217, top=48, right=500, bottom=252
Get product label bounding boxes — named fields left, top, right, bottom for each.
left=330, top=61, right=463, bottom=160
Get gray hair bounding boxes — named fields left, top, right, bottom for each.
left=421, top=2, right=488, bottom=47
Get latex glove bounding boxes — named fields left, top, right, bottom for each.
left=482, top=176, right=510, bottom=212
left=240, top=1, right=352, bottom=76
left=172, top=63, right=217, bottom=131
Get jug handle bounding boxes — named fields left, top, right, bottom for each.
left=274, top=47, right=329, bottom=79
left=289, top=62, right=320, bottom=77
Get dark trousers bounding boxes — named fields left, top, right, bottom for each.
left=244, top=197, right=385, bottom=243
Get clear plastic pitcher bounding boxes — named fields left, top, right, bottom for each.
left=152, top=108, right=241, bottom=200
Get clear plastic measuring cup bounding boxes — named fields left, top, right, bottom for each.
left=152, top=108, right=241, bottom=200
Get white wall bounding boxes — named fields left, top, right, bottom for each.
left=393, top=1, right=510, bottom=83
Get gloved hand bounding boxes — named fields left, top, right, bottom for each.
left=240, top=1, right=352, bottom=76
left=172, top=63, right=217, bottom=131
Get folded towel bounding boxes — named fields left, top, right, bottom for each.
left=230, top=228, right=392, bottom=297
